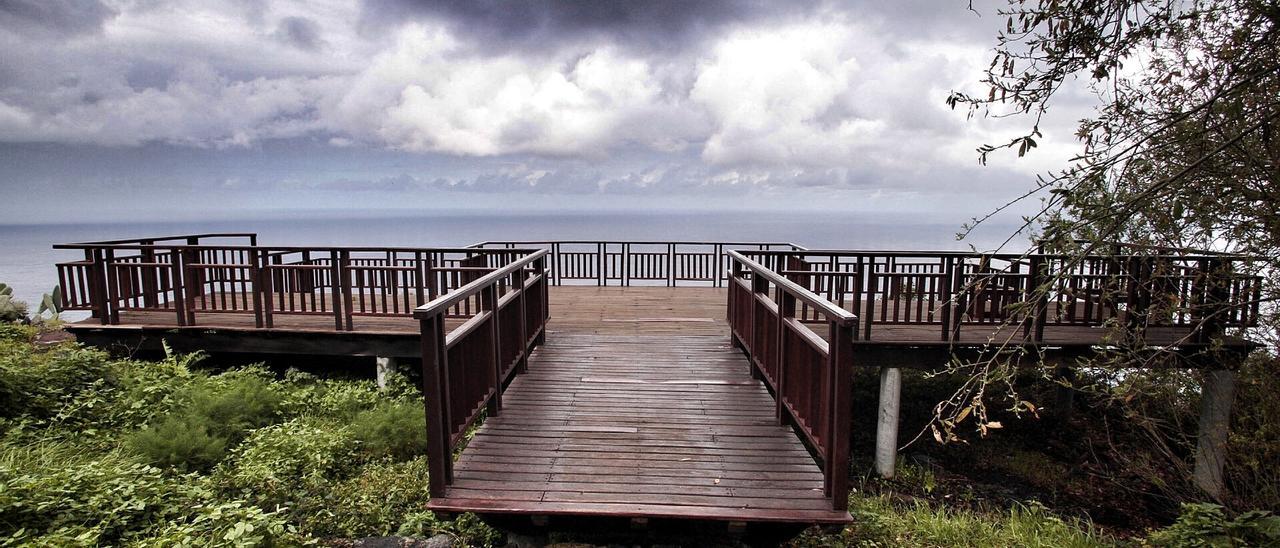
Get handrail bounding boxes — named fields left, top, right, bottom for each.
left=415, top=248, right=550, bottom=497
left=727, top=250, right=857, bottom=326
left=60, top=233, right=258, bottom=246
left=54, top=243, right=527, bottom=253
left=725, top=250, right=854, bottom=512
left=736, top=248, right=1261, bottom=342
left=743, top=248, right=1255, bottom=261
left=467, top=240, right=808, bottom=288
left=470, top=240, right=807, bottom=248
left=414, top=249, right=548, bottom=319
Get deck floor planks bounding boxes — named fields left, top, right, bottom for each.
left=427, top=333, right=852, bottom=523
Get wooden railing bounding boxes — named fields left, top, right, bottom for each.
left=469, top=241, right=805, bottom=287
left=53, top=236, right=533, bottom=331
left=739, top=250, right=1261, bottom=343
left=727, top=250, right=855, bottom=511
left=415, top=249, right=550, bottom=497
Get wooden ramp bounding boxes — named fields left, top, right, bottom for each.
left=426, top=333, right=852, bottom=524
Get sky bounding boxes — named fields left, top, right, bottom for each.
left=0, top=0, right=1093, bottom=225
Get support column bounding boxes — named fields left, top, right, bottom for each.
left=875, top=366, right=903, bottom=478
left=376, top=356, right=397, bottom=390
left=1194, top=368, right=1235, bottom=499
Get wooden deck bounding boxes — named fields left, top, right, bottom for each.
left=428, top=333, right=852, bottom=524
left=71, top=286, right=1230, bottom=350
left=51, top=237, right=1262, bottom=528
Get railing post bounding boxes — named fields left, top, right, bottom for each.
left=104, top=248, right=120, bottom=324
left=750, top=266, right=769, bottom=375
left=328, top=249, right=344, bottom=331
left=414, top=251, right=426, bottom=306
left=484, top=284, right=503, bottom=417
left=341, top=250, right=354, bottom=331
left=827, top=320, right=854, bottom=511
left=86, top=249, right=108, bottom=324
left=863, top=269, right=877, bottom=341
left=623, top=243, right=631, bottom=287
left=170, top=246, right=187, bottom=326
left=597, top=242, right=605, bottom=286
left=259, top=249, right=274, bottom=328
left=419, top=314, right=453, bottom=497
left=515, top=266, right=529, bottom=373
left=539, top=255, right=550, bottom=345
left=140, top=240, right=158, bottom=308
left=667, top=243, right=675, bottom=287
left=775, top=289, right=794, bottom=425
left=250, top=248, right=264, bottom=328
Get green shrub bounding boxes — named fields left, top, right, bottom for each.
left=280, top=377, right=380, bottom=421
left=128, top=500, right=308, bottom=548
left=351, top=401, right=428, bottom=462
left=792, top=496, right=1111, bottom=548
left=0, top=344, right=115, bottom=423
left=288, top=457, right=431, bottom=537
left=189, top=369, right=284, bottom=441
left=0, top=323, right=36, bottom=343
left=218, top=419, right=358, bottom=507
left=0, top=444, right=191, bottom=546
left=127, top=414, right=229, bottom=471
left=1145, top=503, right=1280, bottom=547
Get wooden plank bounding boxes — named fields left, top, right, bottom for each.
left=435, top=331, right=848, bottom=524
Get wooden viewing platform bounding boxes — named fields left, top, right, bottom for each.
left=51, top=234, right=1261, bottom=526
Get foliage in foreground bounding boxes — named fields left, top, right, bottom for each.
left=791, top=496, right=1111, bottom=548
left=0, top=330, right=500, bottom=547
left=4, top=328, right=1274, bottom=547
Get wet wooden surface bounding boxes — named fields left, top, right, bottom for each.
left=427, top=333, right=852, bottom=523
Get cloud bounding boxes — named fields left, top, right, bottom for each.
left=0, top=0, right=116, bottom=37
left=0, top=0, right=1085, bottom=219
left=357, top=0, right=820, bottom=55
left=275, top=16, right=325, bottom=51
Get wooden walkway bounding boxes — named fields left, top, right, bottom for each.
left=427, top=333, right=852, bottom=524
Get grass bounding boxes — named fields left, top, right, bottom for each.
left=791, top=495, right=1114, bottom=547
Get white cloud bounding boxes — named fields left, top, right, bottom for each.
left=351, top=24, right=702, bottom=156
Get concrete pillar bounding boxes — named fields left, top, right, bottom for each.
left=875, top=367, right=903, bottom=478
left=1194, top=369, right=1235, bottom=499
left=376, top=356, right=397, bottom=390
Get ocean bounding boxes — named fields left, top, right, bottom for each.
left=0, top=210, right=1025, bottom=320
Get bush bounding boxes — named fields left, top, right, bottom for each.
left=280, top=376, right=381, bottom=421
left=351, top=401, right=428, bottom=462
left=189, top=368, right=284, bottom=441
left=0, top=444, right=191, bottom=546
left=289, top=457, right=432, bottom=537
left=127, top=414, right=229, bottom=471
left=218, top=419, right=358, bottom=507
left=792, top=497, right=1112, bottom=548
left=128, top=500, right=307, bottom=548
left=1145, top=503, right=1280, bottom=547
left=0, top=344, right=115, bottom=423
left=0, top=323, right=36, bottom=343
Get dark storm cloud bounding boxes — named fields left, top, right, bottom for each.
left=358, top=0, right=821, bottom=53
left=0, top=0, right=115, bottom=36
left=275, top=16, right=325, bottom=51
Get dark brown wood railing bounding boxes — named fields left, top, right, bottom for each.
left=469, top=241, right=804, bottom=287
left=727, top=250, right=855, bottom=511
left=53, top=237, right=534, bottom=331
left=414, top=249, right=550, bottom=497
left=740, top=250, right=1261, bottom=342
